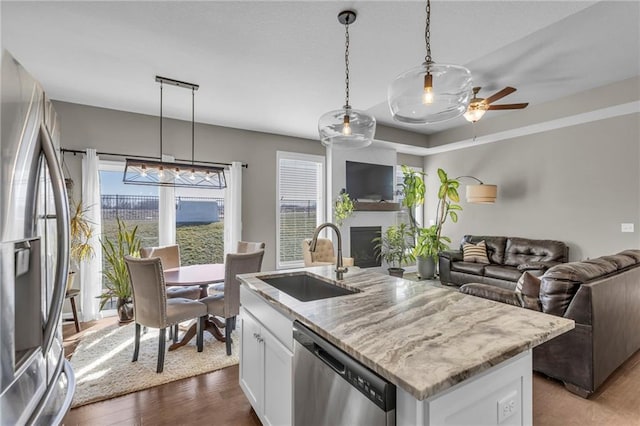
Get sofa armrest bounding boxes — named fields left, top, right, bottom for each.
left=439, top=250, right=463, bottom=262
left=438, top=251, right=461, bottom=285
left=460, top=283, right=521, bottom=307
left=517, top=260, right=562, bottom=273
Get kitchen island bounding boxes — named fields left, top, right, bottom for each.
left=237, top=266, right=574, bottom=426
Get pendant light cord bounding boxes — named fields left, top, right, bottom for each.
left=191, top=87, right=195, bottom=165
left=344, top=17, right=350, bottom=109
left=159, top=81, right=164, bottom=158
left=424, top=0, right=432, bottom=64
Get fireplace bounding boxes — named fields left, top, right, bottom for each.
left=350, top=226, right=381, bottom=268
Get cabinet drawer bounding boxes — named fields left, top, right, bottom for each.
left=241, top=286, right=293, bottom=351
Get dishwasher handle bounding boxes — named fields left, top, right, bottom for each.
left=315, top=345, right=346, bottom=375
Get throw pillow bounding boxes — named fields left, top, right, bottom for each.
left=515, top=272, right=542, bottom=311
left=462, top=240, right=490, bottom=264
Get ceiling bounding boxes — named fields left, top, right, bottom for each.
left=3, top=1, right=639, bottom=148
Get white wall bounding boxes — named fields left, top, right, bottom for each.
left=423, top=113, right=640, bottom=261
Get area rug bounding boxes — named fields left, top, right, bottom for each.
left=70, top=322, right=238, bottom=408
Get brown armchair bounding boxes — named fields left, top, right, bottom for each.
left=124, top=256, right=208, bottom=373
left=200, top=249, right=265, bottom=355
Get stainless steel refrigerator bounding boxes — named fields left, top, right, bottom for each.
left=1, top=51, right=75, bottom=424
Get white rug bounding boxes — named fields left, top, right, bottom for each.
left=70, top=321, right=238, bottom=408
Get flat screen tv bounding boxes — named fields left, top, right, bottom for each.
left=346, top=161, right=394, bottom=201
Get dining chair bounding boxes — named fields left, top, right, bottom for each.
left=140, top=245, right=201, bottom=300
left=236, top=241, right=266, bottom=253
left=208, top=241, right=266, bottom=295
left=124, top=256, right=208, bottom=373
left=200, top=249, right=265, bottom=355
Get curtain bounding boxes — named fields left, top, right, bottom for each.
left=224, top=161, right=243, bottom=255
left=80, top=148, right=102, bottom=321
left=158, top=154, right=176, bottom=246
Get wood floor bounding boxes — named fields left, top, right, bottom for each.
left=62, top=319, right=640, bottom=426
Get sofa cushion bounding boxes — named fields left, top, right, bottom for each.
left=484, top=265, right=521, bottom=282
left=515, top=272, right=542, bottom=311
left=504, top=237, right=568, bottom=267
left=462, top=235, right=507, bottom=264
left=544, top=258, right=617, bottom=282
left=451, top=261, right=486, bottom=275
left=459, top=283, right=521, bottom=307
left=462, top=241, right=490, bottom=264
left=617, top=249, right=640, bottom=263
left=600, top=254, right=635, bottom=270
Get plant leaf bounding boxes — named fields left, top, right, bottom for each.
left=447, top=187, right=460, bottom=202
left=450, top=211, right=458, bottom=223
left=437, top=168, right=447, bottom=183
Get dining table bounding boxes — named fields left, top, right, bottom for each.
left=163, top=263, right=227, bottom=350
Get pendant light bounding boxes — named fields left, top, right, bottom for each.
left=318, top=10, right=376, bottom=149
left=387, top=0, right=473, bottom=124
left=123, top=76, right=226, bottom=189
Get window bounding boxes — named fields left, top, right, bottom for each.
left=99, top=160, right=159, bottom=310
left=276, top=152, right=325, bottom=269
left=174, top=185, right=226, bottom=266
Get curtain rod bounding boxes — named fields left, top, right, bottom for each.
left=60, top=148, right=248, bottom=169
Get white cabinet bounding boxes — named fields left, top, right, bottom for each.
left=239, top=290, right=293, bottom=426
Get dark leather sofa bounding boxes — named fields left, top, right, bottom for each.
left=460, top=249, right=640, bottom=397
left=439, top=235, right=569, bottom=288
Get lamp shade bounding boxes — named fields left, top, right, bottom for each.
left=388, top=62, right=472, bottom=124
left=318, top=107, right=376, bottom=149
left=466, top=184, right=497, bottom=204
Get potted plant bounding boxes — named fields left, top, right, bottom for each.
left=414, top=168, right=462, bottom=278
left=372, top=223, right=414, bottom=277
left=68, top=200, right=95, bottom=291
left=99, top=218, right=141, bottom=323
left=334, top=189, right=355, bottom=227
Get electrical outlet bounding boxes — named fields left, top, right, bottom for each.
left=497, top=391, right=518, bottom=423
left=621, top=223, right=635, bottom=233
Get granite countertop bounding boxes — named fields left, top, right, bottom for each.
left=238, top=266, right=574, bottom=400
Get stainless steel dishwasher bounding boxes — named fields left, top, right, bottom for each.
left=293, top=321, right=396, bottom=426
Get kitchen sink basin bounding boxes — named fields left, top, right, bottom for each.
left=259, top=272, right=359, bottom=302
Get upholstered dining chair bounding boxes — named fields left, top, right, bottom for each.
left=236, top=241, right=266, bottom=253
left=124, top=256, right=208, bottom=373
left=200, top=249, right=265, bottom=355
left=140, top=245, right=201, bottom=300
left=301, top=238, right=354, bottom=267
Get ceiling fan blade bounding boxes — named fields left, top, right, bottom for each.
left=487, top=103, right=529, bottom=110
left=484, top=87, right=517, bottom=105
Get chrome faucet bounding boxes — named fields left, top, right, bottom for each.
left=310, top=222, right=348, bottom=280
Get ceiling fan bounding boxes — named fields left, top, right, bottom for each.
left=463, top=87, right=529, bottom=123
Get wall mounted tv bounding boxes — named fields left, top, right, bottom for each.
left=346, top=161, right=394, bottom=201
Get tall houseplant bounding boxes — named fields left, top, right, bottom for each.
left=68, top=201, right=95, bottom=291
left=99, top=218, right=141, bottom=323
left=372, top=223, right=414, bottom=277
left=416, top=168, right=462, bottom=278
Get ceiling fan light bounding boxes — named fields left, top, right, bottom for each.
left=388, top=62, right=472, bottom=124
left=464, top=102, right=489, bottom=123
left=319, top=107, right=375, bottom=149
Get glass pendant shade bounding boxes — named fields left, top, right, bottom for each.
left=464, top=101, right=488, bottom=123
left=388, top=62, right=473, bottom=124
left=318, top=107, right=376, bottom=150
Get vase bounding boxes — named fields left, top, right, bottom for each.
left=117, top=297, right=134, bottom=323
left=388, top=267, right=405, bottom=278
left=417, top=256, right=436, bottom=279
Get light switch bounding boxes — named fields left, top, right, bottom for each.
left=621, top=223, right=635, bottom=233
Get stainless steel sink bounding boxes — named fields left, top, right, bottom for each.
left=259, top=272, right=360, bottom=302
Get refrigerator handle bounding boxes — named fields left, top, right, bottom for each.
left=40, top=123, right=70, bottom=355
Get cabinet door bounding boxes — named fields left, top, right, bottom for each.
left=239, top=310, right=264, bottom=414
left=262, top=327, right=293, bottom=426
